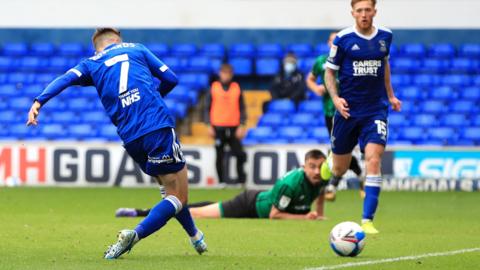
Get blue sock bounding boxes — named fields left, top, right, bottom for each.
left=362, top=175, right=382, bottom=221
left=175, top=206, right=198, bottom=237
left=135, top=195, right=181, bottom=239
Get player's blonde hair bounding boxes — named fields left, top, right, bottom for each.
left=351, top=0, right=376, bottom=7
left=92, top=28, right=122, bottom=50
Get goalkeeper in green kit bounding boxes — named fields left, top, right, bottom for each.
left=306, top=31, right=363, bottom=201
left=116, top=149, right=331, bottom=220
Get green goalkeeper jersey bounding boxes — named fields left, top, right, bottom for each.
left=255, top=168, right=327, bottom=218
left=311, top=55, right=336, bottom=118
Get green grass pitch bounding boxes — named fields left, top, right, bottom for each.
left=0, top=187, right=479, bottom=270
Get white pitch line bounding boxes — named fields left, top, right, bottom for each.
left=305, top=247, right=480, bottom=270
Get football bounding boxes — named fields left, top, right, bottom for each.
left=329, top=221, right=366, bottom=257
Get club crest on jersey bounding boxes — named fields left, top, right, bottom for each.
left=352, top=60, right=382, bottom=77
left=379, top=40, right=387, bottom=52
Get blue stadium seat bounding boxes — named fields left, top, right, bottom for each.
left=255, top=58, right=280, bottom=76
left=422, top=100, right=445, bottom=114
left=458, top=43, right=480, bottom=58
left=9, top=97, right=32, bottom=111
left=450, top=100, right=476, bottom=113
left=278, top=126, right=306, bottom=141
left=0, top=56, right=16, bottom=71
left=0, top=73, right=7, bottom=84
left=30, top=43, right=55, bottom=56
left=68, top=97, right=94, bottom=111
left=188, top=57, right=213, bottom=73
left=145, top=43, right=169, bottom=57
left=40, top=98, right=67, bottom=112
left=7, top=72, right=35, bottom=84
left=472, top=115, right=480, bottom=126
left=35, top=73, right=57, bottom=84
left=43, top=111, right=77, bottom=124
left=0, top=84, right=18, bottom=97
left=68, top=124, right=97, bottom=139
left=428, top=127, right=457, bottom=144
left=40, top=124, right=66, bottom=139
left=413, top=74, right=441, bottom=87
left=390, top=74, right=412, bottom=87
left=388, top=113, right=408, bottom=127
left=167, top=100, right=188, bottom=118
left=2, top=43, right=28, bottom=56
left=162, top=57, right=188, bottom=72
left=441, top=113, right=469, bottom=127
left=462, top=87, right=480, bottom=100
left=315, top=44, right=330, bottom=55
left=48, top=57, right=73, bottom=72
left=0, top=111, right=21, bottom=124
left=298, top=57, right=316, bottom=74
left=98, top=124, right=119, bottom=141
left=286, top=44, right=313, bottom=57
left=199, top=44, right=225, bottom=58
left=19, top=57, right=47, bottom=71
left=294, top=113, right=325, bottom=127
left=58, top=43, right=84, bottom=56
left=398, top=86, right=424, bottom=100
left=229, top=57, right=253, bottom=76
left=400, top=43, right=426, bottom=58
left=268, top=100, right=296, bottom=114
left=451, top=58, right=478, bottom=73
left=247, top=127, right=277, bottom=142
left=258, top=113, right=286, bottom=127
left=399, top=127, right=425, bottom=143
left=309, top=127, right=330, bottom=143
left=461, top=127, right=480, bottom=143
left=257, top=138, right=286, bottom=144
left=391, top=58, right=421, bottom=73
left=9, top=123, right=37, bottom=139
left=421, top=59, right=450, bottom=73
left=22, top=84, right=44, bottom=98
left=413, top=114, right=438, bottom=127
left=177, top=73, right=209, bottom=89
left=209, top=58, right=223, bottom=73
left=169, top=85, right=198, bottom=104
left=81, top=111, right=110, bottom=124
left=442, top=75, right=472, bottom=87
left=298, top=100, right=323, bottom=114
left=229, top=44, right=255, bottom=58
left=429, top=86, right=456, bottom=100
left=428, top=43, right=455, bottom=58
left=257, top=44, right=283, bottom=58
left=292, top=138, right=321, bottom=144
left=171, top=44, right=197, bottom=57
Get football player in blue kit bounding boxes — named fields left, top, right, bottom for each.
left=26, top=28, right=207, bottom=258
left=324, top=0, right=402, bottom=234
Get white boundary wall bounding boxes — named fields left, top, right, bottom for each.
left=0, top=0, right=479, bottom=29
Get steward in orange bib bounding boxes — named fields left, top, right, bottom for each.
left=206, top=64, right=247, bottom=186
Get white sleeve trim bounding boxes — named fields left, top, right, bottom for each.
left=68, top=68, right=82, bottom=77
left=325, top=62, right=340, bottom=71
left=159, top=64, right=168, bottom=72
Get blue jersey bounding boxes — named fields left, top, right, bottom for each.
left=326, top=26, right=393, bottom=117
left=36, top=43, right=178, bottom=144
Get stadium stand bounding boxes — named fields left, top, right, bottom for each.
left=0, top=42, right=478, bottom=145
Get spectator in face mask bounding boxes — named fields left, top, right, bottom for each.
left=268, top=53, right=307, bottom=106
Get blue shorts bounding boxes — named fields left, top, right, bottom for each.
left=331, top=113, right=388, bottom=155
left=124, top=128, right=186, bottom=176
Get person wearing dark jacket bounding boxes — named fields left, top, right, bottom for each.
left=205, top=63, right=247, bottom=185
left=269, top=53, right=306, bottom=105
